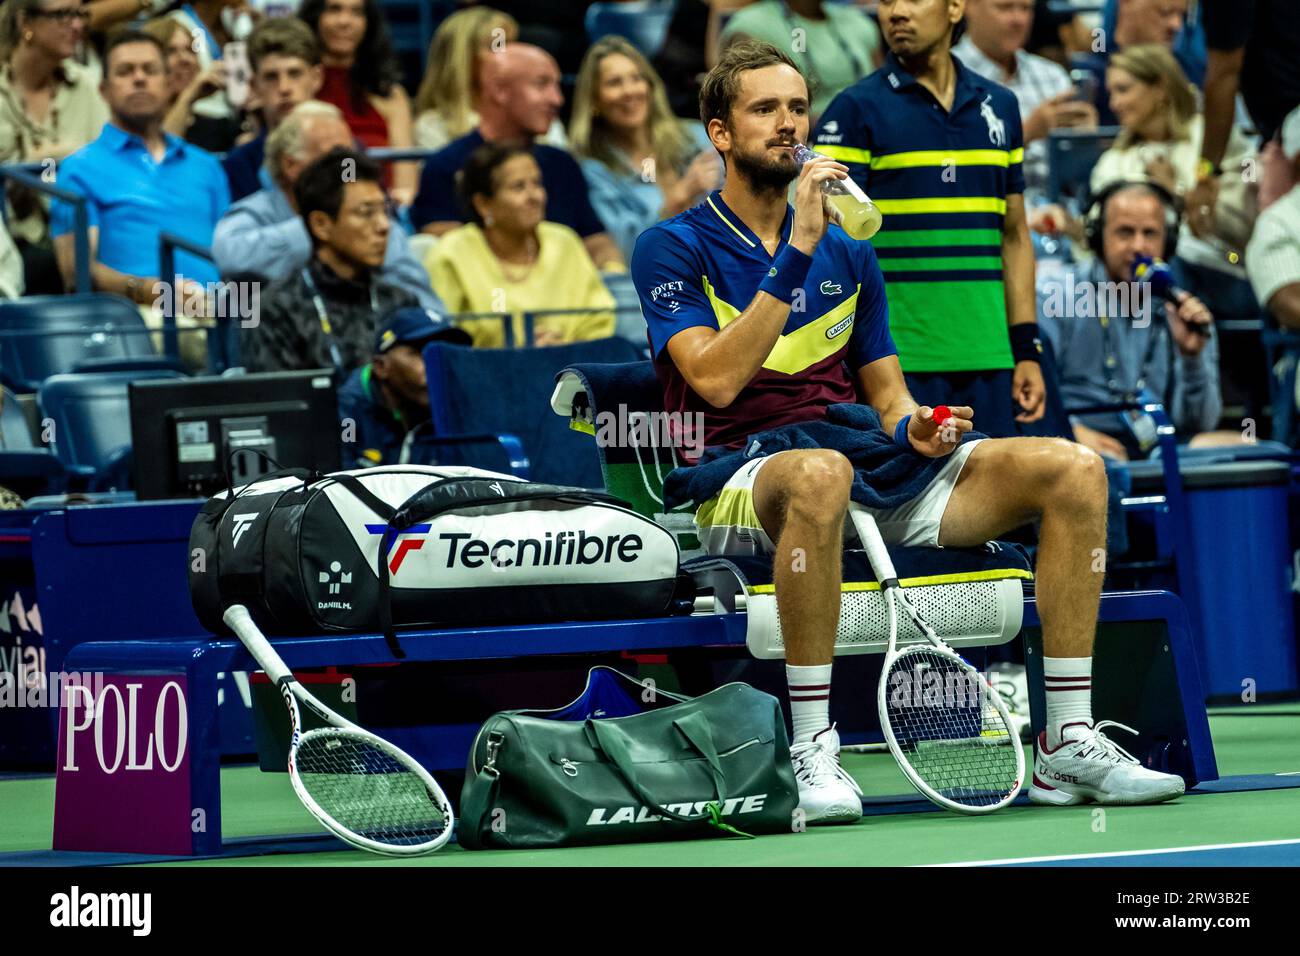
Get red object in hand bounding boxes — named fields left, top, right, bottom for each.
left=932, top=405, right=952, bottom=427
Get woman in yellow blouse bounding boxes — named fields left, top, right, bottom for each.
left=425, top=142, right=616, bottom=348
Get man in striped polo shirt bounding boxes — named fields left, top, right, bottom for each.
left=812, top=0, right=1046, bottom=438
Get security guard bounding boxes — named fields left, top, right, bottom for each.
left=813, top=0, right=1047, bottom=437
left=337, top=307, right=470, bottom=467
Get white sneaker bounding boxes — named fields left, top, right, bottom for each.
left=790, top=725, right=864, bottom=824
left=1029, top=720, right=1185, bottom=807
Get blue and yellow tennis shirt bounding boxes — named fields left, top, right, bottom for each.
left=631, top=190, right=896, bottom=456
left=813, top=52, right=1025, bottom=373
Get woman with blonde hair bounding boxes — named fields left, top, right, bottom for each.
left=141, top=16, right=244, bottom=151
left=569, top=34, right=719, bottom=262
left=1090, top=44, right=1202, bottom=197
left=413, top=6, right=564, bottom=152
left=1091, top=44, right=1259, bottom=327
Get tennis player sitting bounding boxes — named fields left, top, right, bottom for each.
left=630, top=40, right=1184, bottom=824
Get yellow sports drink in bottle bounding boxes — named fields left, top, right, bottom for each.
left=794, top=144, right=883, bottom=241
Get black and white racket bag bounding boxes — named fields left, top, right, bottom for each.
left=188, top=464, right=681, bottom=655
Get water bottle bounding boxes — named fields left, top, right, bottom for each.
left=793, top=144, right=883, bottom=241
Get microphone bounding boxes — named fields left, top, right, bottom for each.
left=1131, top=255, right=1209, bottom=337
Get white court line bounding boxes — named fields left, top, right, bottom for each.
left=927, top=837, right=1300, bottom=867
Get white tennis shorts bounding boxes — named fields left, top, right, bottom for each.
left=693, top=440, right=985, bottom=556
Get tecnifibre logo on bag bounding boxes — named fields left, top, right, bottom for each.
left=439, top=530, right=644, bottom=570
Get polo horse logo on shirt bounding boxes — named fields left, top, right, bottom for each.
left=980, top=95, right=1006, bottom=147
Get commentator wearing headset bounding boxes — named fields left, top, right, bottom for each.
left=1036, top=179, right=1221, bottom=461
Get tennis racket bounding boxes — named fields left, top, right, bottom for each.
left=850, top=511, right=1024, bottom=814
left=224, top=605, right=454, bottom=855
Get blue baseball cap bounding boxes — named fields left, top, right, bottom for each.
left=375, top=306, right=470, bottom=353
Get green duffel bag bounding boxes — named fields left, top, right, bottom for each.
left=458, top=666, right=799, bottom=849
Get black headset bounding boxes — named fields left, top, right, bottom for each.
left=1083, top=178, right=1181, bottom=262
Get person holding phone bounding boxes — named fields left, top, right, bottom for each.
left=141, top=16, right=242, bottom=151
left=954, top=0, right=1096, bottom=198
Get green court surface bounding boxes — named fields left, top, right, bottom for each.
left=2, top=705, right=1297, bottom=866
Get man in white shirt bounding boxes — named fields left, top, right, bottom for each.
left=954, top=0, right=1096, bottom=195
left=1247, top=107, right=1300, bottom=332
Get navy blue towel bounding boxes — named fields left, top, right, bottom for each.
left=663, top=403, right=986, bottom=511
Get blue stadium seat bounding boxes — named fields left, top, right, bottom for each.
left=423, top=337, right=643, bottom=487
left=0, top=384, right=64, bottom=497
left=585, top=1, right=678, bottom=58
left=37, top=369, right=185, bottom=491
left=0, top=293, right=187, bottom=393
left=1045, top=126, right=1120, bottom=206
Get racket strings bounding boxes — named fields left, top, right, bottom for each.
left=295, top=731, right=449, bottom=847
left=884, top=648, right=1020, bottom=808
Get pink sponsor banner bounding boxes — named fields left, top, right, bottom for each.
left=53, top=674, right=194, bottom=855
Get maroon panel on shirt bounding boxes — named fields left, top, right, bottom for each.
left=655, top=348, right=858, bottom=463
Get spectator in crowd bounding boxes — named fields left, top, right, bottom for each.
left=243, top=147, right=415, bottom=374
left=337, top=306, right=470, bottom=468
left=1246, top=108, right=1300, bottom=331
left=412, top=6, right=565, bottom=152
left=813, top=0, right=1046, bottom=438
left=954, top=0, right=1097, bottom=197
left=213, top=100, right=441, bottom=309
left=1072, top=0, right=1190, bottom=126
left=411, top=43, right=623, bottom=270
left=425, top=143, right=616, bottom=348
left=719, top=0, right=882, bottom=120
left=0, top=216, right=24, bottom=298
left=298, top=0, right=417, bottom=204
left=1090, top=46, right=1199, bottom=196
left=570, top=36, right=720, bottom=263
left=1039, top=181, right=1220, bottom=460
left=1090, top=45, right=1256, bottom=319
left=222, top=16, right=323, bottom=201
left=167, top=0, right=249, bottom=151
left=0, top=0, right=108, bottom=294
left=1099, top=0, right=1205, bottom=87
left=1189, top=0, right=1300, bottom=237
left=141, top=15, right=240, bottom=151
left=50, top=31, right=228, bottom=367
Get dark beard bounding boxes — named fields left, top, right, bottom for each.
left=731, top=143, right=797, bottom=197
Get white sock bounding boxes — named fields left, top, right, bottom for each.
left=786, top=663, right=833, bottom=744
left=1044, top=656, right=1093, bottom=748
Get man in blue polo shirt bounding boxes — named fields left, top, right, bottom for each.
left=410, top=43, right=623, bottom=270
left=51, top=31, right=229, bottom=306
left=633, top=39, right=1183, bottom=825
left=812, top=0, right=1046, bottom=438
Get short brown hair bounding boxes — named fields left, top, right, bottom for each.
left=248, top=16, right=321, bottom=74
left=698, top=39, right=801, bottom=127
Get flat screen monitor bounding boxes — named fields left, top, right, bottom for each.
left=129, top=370, right=342, bottom=500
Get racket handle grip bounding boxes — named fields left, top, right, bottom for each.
left=850, top=509, right=898, bottom=584
left=224, top=604, right=293, bottom=685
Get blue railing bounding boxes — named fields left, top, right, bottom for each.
left=158, top=231, right=218, bottom=363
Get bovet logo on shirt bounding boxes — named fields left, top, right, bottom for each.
left=825, top=316, right=853, bottom=340
left=649, top=279, right=685, bottom=313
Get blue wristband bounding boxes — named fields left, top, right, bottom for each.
left=757, top=244, right=814, bottom=304
left=893, top=414, right=912, bottom=449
